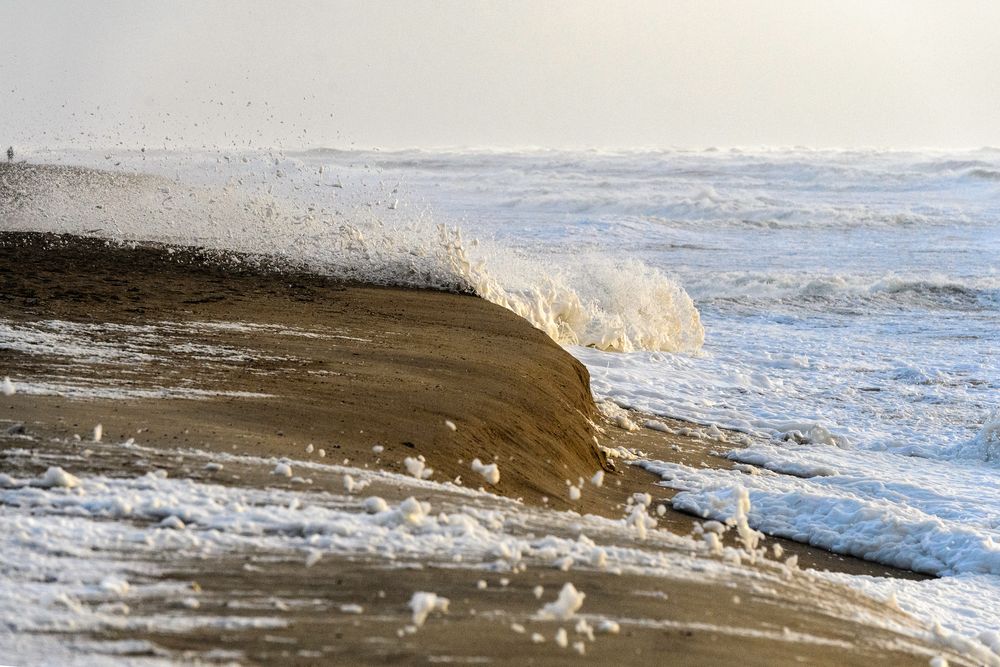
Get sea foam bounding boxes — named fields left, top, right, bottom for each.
left=1, top=153, right=703, bottom=353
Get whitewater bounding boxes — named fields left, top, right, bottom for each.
left=7, top=146, right=1000, bottom=654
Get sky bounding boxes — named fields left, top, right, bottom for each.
left=2, top=0, right=1000, bottom=150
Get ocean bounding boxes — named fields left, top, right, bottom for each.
left=12, top=145, right=1000, bottom=652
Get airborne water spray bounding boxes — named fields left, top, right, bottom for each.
left=1, top=150, right=704, bottom=354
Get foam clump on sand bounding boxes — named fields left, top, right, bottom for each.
left=625, top=493, right=657, bottom=539
left=35, top=466, right=81, bottom=489
left=702, top=530, right=724, bottom=556
left=537, top=583, right=585, bottom=621
left=729, top=486, right=764, bottom=561
left=394, top=497, right=431, bottom=526
left=343, top=474, right=370, bottom=494
left=1, top=376, right=15, bottom=395
left=644, top=419, right=672, bottom=433
left=597, top=619, right=620, bottom=634
left=363, top=496, right=389, bottom=513
left=404, top=456, right=433, bottom=480
left=598, top=401, right=640, bottom=431
left=679, top=485, right=764, bottom=563
left=409, top=591, right=449, bottom=627
left=614, top=415, right=639, bottom=431
left=272, top=461, right=293, bottom=477
left=470, top=458, right=500, bottom=485
left=772, top=422, right=850, bottom=448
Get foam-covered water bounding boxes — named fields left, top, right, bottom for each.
left=6, top=146, right=1000, bottom=652
left=277, top=146, right=999, bottom=648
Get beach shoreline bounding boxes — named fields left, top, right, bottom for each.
left=0, top=230, right=964, bottom=664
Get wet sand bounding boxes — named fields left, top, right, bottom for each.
left=0, top=230, right=956, bottom=664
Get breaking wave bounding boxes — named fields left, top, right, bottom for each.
left=685, top=270, right=998, bottom=311
left=964, top=168, right=1000, bottom=182
left=0, top=158, right=704, bottom=354
left=300, top=146, right=1000, bottom=231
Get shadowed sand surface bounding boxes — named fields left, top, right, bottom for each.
left=0, top=229, right=960, bottom=665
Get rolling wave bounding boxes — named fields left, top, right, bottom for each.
left=686, top=271, right=999, bottom=311
left=0, top=158, right=704, bottom=354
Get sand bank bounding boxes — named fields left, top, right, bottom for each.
left=0, top=230, right=965, bottom=665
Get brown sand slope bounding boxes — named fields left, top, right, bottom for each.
left=0, top=231, right=606, bottom=507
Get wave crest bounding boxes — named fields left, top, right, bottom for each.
left=1, top=160, right=704, bottom=354
left=443, top=233, right=704, bottom=352
left=687, top=270, right=997, bottom=311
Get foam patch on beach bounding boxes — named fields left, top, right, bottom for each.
left=639, top=453, right=1000, bottom=654
left=645, top=444, right=1000, bottom=578
left=7, top=380, right=272, bottom=401
left=0, top=318, right=298, bottom=400
left=0, top=154, right=703, bottom=353
left=0, top=426, right=990, bottom=663
left=0, top=435, right=800, bottom=663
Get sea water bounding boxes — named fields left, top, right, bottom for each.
left=12, top=146, right=1000, bottom=650
left=285, top=147, right=1000, bottom=646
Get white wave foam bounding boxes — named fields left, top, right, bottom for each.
left=950, top=411, right=1000, bottom=466
left=1, top=154, right=703, bottom=353
left=291, top=146, right=1000, bottom=231
left=0, top=436, right=835, bottom=664
left=683, top=270, right=999, bottom=310
left=446, top=236, right=703, bottom=352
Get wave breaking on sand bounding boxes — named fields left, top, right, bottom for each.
left=0, top=159, right=704, bottom=354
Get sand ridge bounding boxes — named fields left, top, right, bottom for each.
left=1, top=231, right=610, bottom=509
left=0, top=231, right=959, bottom=665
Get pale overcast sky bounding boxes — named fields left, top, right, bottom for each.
left=2, top=0, right=999, bottom=150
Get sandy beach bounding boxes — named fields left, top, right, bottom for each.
left=0, top=226, right=967, bottom=665
left=5, top=4, right=1000, bottom=664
